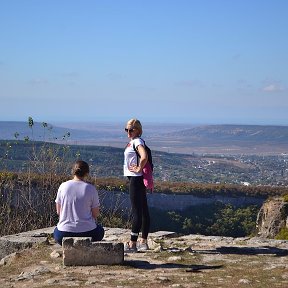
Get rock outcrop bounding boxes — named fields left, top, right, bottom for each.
left=256, top=197, right=288, bottom=238
left=0, top=228, right=50, bottom=260
left=1, top=227, right=288, bottom=287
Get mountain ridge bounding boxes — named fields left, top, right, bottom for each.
left=166, top=124, right=288, bottom=142
left=1, top=121, right=288, bottom=155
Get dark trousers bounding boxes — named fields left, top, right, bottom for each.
left=53, top=224, right=105, bottom=245
left=128, top=176, right=150, bottom=241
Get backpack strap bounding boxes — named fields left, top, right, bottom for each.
left=133, top=138, right=145, bottom=166
left=133, top=141, right=140, bottom=166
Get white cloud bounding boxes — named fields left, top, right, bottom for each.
left=262, top=84, right=284, bottom=92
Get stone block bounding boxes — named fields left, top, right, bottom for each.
left=62, top=237, right=124, bottom=266
left=0, top=229, right=50, bottom=259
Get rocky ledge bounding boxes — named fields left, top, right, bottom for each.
left=1, top=227, right=288, bottom=288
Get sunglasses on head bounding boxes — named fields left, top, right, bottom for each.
left=125, top=128, right=135, bottom=133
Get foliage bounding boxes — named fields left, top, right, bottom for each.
left=283, top=194, right=288, bottom=202
left=0, top=171, right=62, bottom=235
left=1, top=139, right=288, bottom=198
left=149, top=202, right=259, bottom=237
left=0, top=171, right=132, bottom=236
left=208, top=204, right=258, bottom=237
left=0, top=117, right=131, bottom=236
left=0, top=170, right=262, bottom=238
left=275, top=227, right=288, bottom=240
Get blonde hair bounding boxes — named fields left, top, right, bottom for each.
left=126, top=118, right=143, bottom=136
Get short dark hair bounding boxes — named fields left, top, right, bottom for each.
left=72, top=160, right=89, bottom=177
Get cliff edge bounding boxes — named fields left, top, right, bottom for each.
left=256, top=197, right=288, bottom=238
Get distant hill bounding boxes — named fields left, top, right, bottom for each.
left=147, top=124, right=288, bottom=155
left=0, top=121, right=118, bottom=141
left=167, top=124, right=288, bottom=142
left=0, top=121, right=69, bottom=141
left=1, top=121, right=288, bottom=155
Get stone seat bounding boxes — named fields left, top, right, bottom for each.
left=62, top=237, right=124, bottom=266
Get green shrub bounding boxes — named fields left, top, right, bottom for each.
left=282, top=194, right=288, bottom=202
left=149, top=202, right=259, bottom=237
left=275, top=227, right=288, bottom=240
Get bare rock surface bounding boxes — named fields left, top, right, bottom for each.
left=0, top=228, right=50, bottom=259
left=256, top=197, right=288, bottom=238
left=1, top=227, right=288, bottom=287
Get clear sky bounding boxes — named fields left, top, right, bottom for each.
left=0, top=0, right=287, bottom=125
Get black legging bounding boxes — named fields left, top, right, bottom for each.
left=128, top=176, right=150, bottom=242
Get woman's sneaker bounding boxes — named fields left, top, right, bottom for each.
left=137, top=242, right=149, bottom=251
left=124, top=242, right=137, bottom=253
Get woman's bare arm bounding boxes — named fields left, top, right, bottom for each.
left=56, top=203, right=61, bottom=215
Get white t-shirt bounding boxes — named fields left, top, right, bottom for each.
left=55, top=180, right=100, bottom=232
left=123, top=137, right=144, bottom=176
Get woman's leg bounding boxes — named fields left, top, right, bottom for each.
left=129, top=176, right=149, bottom=243
left=140, top=189, right=150, bottom=240
left=90, top=224, right=105, bottom=241
left=53, top=225, right=104, bottom=245
left=129, top=177, right=143, bottom=242
left=53, top=226, right=65, bottom=245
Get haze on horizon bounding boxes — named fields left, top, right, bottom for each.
left=0, top=1, right=287, bottom=126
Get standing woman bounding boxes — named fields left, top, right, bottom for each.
left=53, top=160, right=104, bottom=245
left=124, top=118, right=150, bottom=252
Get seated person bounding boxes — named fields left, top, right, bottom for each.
left=53, top=160, right=104, bottom=245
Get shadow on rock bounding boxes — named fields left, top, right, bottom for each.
left=212, top=246, right=288, bottom=256
left=124, top=260, right=223, bottom=272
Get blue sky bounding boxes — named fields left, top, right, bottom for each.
left=0, top=0, right=287, bottom=125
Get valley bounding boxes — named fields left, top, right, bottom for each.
left=1, top=121, right=288, bottom=186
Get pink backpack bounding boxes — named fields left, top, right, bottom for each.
left=142, top=160, right=154, bottom=192
left=133, top=139, right=154, bottom=192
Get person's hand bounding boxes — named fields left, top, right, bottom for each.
left=129, top=164, right=141, bottom=173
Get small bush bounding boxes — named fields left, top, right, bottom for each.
left=275, top=227, right=288, bottom=240
left=282, top=194, right=288, bottom=202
